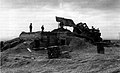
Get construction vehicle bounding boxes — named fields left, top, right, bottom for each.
left=56, top=16, right=102, bottom=43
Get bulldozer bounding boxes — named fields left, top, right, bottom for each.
left=56, top=16, right=102, bottom=43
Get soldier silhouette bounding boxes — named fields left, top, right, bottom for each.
left=92, top=26, right=95, bottom=32
left=29, top=23, right=32, bottom=32
left=41, top=25, right=44, bottom=32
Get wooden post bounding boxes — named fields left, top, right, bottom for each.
left=96, top=42, right=105, bottom=54
left=0, top=41, right=4, bottom=52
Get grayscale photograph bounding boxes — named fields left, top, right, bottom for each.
left=0, top=0, right=120, bottom=73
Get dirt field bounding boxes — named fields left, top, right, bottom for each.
left=0, top=39, right=120, bottom=73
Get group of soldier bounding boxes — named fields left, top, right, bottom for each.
left=29, top=23, right=44, bottom=33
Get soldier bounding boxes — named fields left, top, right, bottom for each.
left=29, top=23, right=32, bottom=32
left=92, top=26, right=95, bottom=32
left=41, top=25, right=44, bottom=32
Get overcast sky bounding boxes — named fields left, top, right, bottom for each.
left=0, top=0, right=120, bottom=40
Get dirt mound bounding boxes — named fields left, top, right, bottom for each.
left=19, top=31, right=41, bottom=41
left=2, top=42, right=32, bottom=56
left=0, top=42, right=32, bottom=67
left=1, top=40, right=120, bottom=73
left=69, top=37, right=93, bottom=51
left=1, top=37, right=24, bottom=52
left=0, top=52, right=31, bottom=68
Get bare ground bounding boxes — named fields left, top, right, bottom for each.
left=0, top=39, right=120, bottom=73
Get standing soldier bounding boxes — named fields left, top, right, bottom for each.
left=41, top=25, right=44, bottom=32
left=91, top=26, right=95, bottom=32
left=29, top=23, right=32, bottom=32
